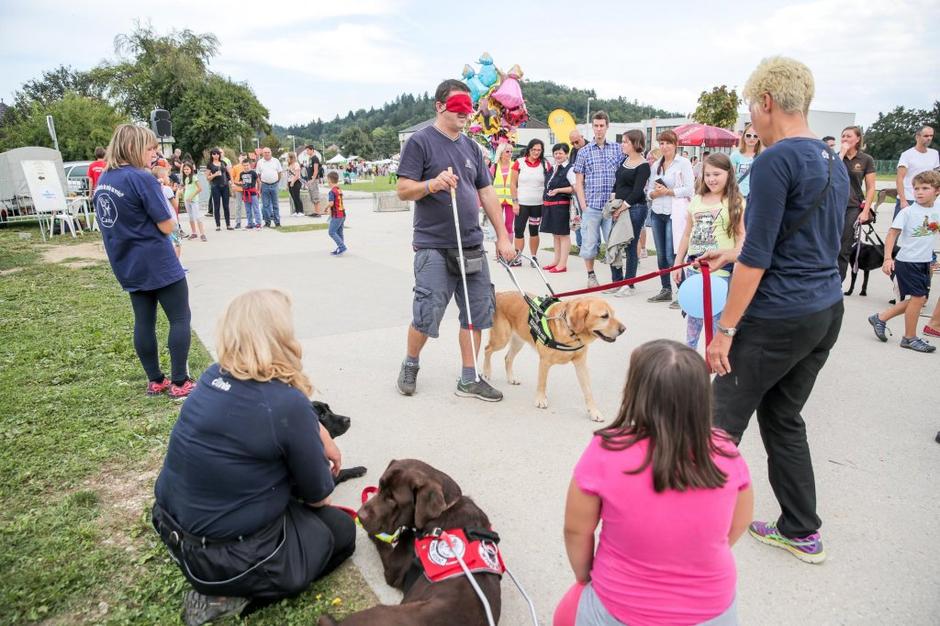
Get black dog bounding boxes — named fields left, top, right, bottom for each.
left=845, top=224, right=900, bottom=296
left=313, top=401, right=367, bottom=485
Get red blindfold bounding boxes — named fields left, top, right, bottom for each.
left=445, top=92, right=474, bottom=114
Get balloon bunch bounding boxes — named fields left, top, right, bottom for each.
left=461, top=52, right=529, bottom=151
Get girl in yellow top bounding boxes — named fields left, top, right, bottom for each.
left=673, top=153, right=746, bottom=348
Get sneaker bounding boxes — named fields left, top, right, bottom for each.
left=234, top=224, right=241, bottom=229
left=647, top=288, right=672, bottom=303
left=397, top=361, right=419, bottom=396
left=748, top=520, right=826, bottom=564
left=509, top=257, right=523, bottom=267
left=923, top=325, right=940, bottom=338
left=215, top=227, right=221, bottom=232
left=669, top=300, right=681, bottom=310
left=188, top=234, right=198, bottom=240
left=868, top=313, right=889, bottom=342
left=264, top=221, right=271, bottom=228
left=602, top=285, right=620, bottom=294
left=336, top=245, right=347, bottom=255
left=226, top=226, right=234, bottom=231
left=455, top=377, right=503, bottom=402
left=614, top=285, right=635, bottom=297
left=168, top=378, right=197, bottom=399
left=147, top=377, right=171, bottom=396
left=899, top=336, right=936, bottom=353
left=587, top=274, right=599, bottom=289
left=182, top=590, right=249, bottom=626
left=200, top=235, right=207, bottom=242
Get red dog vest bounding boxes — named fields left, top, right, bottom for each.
left=414, top=529, right=506, bottom=583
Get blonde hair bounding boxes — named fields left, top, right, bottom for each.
left=912, top=169, right=940, bottom=189
left=742, top=56, right=815, bottom=115
left=105, top=124, right=158, bottom=171
left=216, top=289, right=313, bottom=396
left=738, top=124, right=762, bottom=156
left=151, top=165, right=168, bottom=179
left=494, top=142, right=513, bottom=163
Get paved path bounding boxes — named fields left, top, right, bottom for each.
left=181, top=197, right=938, bottom=625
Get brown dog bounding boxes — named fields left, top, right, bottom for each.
left=483, top=292, right=625, bottom=422
left=318, top=459, right=501, bottom=626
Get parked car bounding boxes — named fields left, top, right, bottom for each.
left=63, top=161, right=92, bottom=195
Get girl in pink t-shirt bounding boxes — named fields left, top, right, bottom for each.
left=556, top=339, right=753, bottom=626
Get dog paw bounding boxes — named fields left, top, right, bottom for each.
left=507, top=377, right=521, bottom=386
left=535, top=397, right=548, bottom=409
left=588, top=409, right=604, bottom=422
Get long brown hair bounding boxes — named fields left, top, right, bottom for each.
left=596, top=340, right=736, bottom=492
left=695, top=153, right=745, bottom=241
left=655, top=130, right=678, bottom=175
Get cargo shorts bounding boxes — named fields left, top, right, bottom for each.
left=411, top=247, right=495, bottom=338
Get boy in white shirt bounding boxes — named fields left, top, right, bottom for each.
left=869, top=170, right=940, bottom=352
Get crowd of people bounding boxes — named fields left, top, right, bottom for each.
left=84, top=53, right=939, bottom=626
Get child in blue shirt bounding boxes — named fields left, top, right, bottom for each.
left=869, top=170, right=940, bottom=353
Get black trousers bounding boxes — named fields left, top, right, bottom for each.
left=153, top=500, right=355, bottom=601
left=128, top=278, right=191, bottom=383
left=714, top=301, right=843, bottom=538
left=838, top=206, right=861, bottom=281
left=211, top=185, right=231, bottom=228
left=288, top=180, right=304, bottom=214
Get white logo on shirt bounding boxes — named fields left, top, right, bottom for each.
left=464, top=158, right=473, bottom=170
left=211, top=377, right=231, bottom=391
left=95, top=193, right=118, bottom=228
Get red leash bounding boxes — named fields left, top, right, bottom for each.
left=551, top=260, right=715, bottom=348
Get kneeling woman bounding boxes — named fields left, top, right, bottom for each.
left=152, top=289, right=354, bottom=625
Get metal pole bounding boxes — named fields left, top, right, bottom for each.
left=238, top=136, right=243, bottom=153
left=46, top=115, right=59, bottom=152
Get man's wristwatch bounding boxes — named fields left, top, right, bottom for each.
left=716, top=321, right=738, bottom=337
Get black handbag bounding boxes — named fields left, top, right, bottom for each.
left=443, top=246, right=484, bottom=276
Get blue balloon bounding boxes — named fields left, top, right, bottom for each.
left=677, top=272, right=728, bottom=318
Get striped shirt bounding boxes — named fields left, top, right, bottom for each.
left=573, top=140, right=621, bottom=210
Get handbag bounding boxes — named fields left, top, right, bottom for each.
left=443, top=246, right=484, bottom=276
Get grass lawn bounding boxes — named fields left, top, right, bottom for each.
left=0, top=226, right=374, bottom=624
left=342, top=178, right=397, bottom=193
left=277, top=222, right=330, bottom=233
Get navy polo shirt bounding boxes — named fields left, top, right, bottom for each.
left=397, top=125, right=491, bottom=249
left=93, top=166, right=184, bottom=292
left=154, top=364, right=335, bottom=539
left=738, top=138, right=849, bottom=318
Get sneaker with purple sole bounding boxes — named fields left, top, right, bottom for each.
left=748, top=520, right=826, bottom=564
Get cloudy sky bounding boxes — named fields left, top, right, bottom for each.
left=1, top=0, right=937, bottom=128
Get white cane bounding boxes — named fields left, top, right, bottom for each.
left=448, top=166, right=481, bottom=382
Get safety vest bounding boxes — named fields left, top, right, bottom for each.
left=492, top=165, right=513, bottom=206
left=414, top=528, right=505, bottom=584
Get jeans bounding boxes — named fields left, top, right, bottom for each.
left=232, top=192, right=245, bottom=226
left=210, top=185, right=230, bottom=228
left=244, top=195, right=261, bottom=227
left=127, top=278, right=191, bottom=384
left=649, top=211, right=675, bottom=290
left=624, top=203, right=649, bottom=280
left=328, top=216, right=345, bottom=249
left=261, top=182, right=280, bottom=225
left=714, top=301, right=843, bottom=537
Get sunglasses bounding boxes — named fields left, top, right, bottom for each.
left=745, top=133, right=759, bottom=139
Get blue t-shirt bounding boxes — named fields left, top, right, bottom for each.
left=154, top=364, right=334, bottom=539
left=94, top=166, right=184, bottom=292
left=397, top=125, right=491, bottom=249
left=738, top=138, right=849, bottom=319
left=730, top=151, right=755, bottom=197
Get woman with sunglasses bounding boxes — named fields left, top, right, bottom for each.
left=731, top=124, right=762, bottom=198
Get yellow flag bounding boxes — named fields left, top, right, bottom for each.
left=548, top=109, right=578, bottom=146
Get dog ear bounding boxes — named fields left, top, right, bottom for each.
left=567, top=300, right=589, bottom=334
left=414, top=481, right=446, bottom=529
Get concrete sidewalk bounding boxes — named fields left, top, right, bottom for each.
left=180, top=197, right=939, bottom=625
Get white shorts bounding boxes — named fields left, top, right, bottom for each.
left=185, top=199, right=202, bottom=220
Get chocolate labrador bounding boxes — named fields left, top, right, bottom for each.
left=318, top=459, right=502, bottom=626
left=313, top=401, right=366, bottom=485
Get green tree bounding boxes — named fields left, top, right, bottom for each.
left=172, top=75, right=269, bottom=159
left=371, top=126, right=400, bottom=158
left=692, top=85, right=740, bottom=129
left=337, top=125, right=374, bottom=159
left=260, top=133, right=282, bottom=151
left=0, top=92, right=127, bottom=160
left=864, top=103, right=938, bottom=160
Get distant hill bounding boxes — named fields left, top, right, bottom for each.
left=273, top=80, right=681, bottom=158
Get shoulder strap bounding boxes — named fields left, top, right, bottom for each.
left=777, top=150, right=833, bottom=245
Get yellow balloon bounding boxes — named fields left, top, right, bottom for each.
left=548, top=109, right=577, bottom=146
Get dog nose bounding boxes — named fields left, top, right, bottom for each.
left=617, top=324, right=626, bottom=335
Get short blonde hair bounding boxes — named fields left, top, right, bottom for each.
left=216, top=289, right=313, bottom=396
left=105, top=124, right=158, bottom=171
left=912, top=169, right=940, bottom=190
left=742, top=56, right=815, bottom=115
left=494, top=142, right=513, bottom=163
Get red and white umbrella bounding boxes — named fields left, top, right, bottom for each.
left=674, top=123, right=739, bottom=148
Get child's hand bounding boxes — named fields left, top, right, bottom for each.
left=882, top=259, right=894, bottom=276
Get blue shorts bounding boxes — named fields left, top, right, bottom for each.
left=411, top=248, right=495, bottom=338
left=894, top=260, right=931, bottom=300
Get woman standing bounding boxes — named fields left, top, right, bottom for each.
left=730, top=124, right=762, bottom=197
left=93, top=124, right=194, bottom=399
left=837, top=125, right=876, bottom=282
left=646, top=131, right=694, bottom=303
left=510, top=138, right=550, bottom=266
left=152, top=289, right=354, bottom=625
left=540, top=143, right=576, bottom=273
left=610, top=130, right=651, bottom=296
left=287, top=152, right=304, bottom=215
left=207, top=148, right=232, bottom=231
left=490, top=142, right=515, bottom=259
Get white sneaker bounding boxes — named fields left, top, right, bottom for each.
left=614, top=286, right=635, bottom=297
